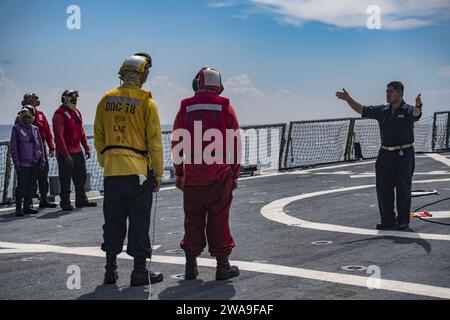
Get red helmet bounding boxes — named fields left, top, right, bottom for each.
left=22, top=93, right=40, bottom=106
left=192, top=67, right=224, bottom=94
left=61, top=90, right=79, bottom=104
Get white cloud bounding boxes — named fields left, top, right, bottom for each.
left=147, top=74, right=334, bottom=125
left=0, top=67, right=19, bottom=97
left=224, top=74, right=265, bottom=97
left=223, top=74, right=345, bottom=124
left=437, top=66, right=450, bottom=79
left=148, top=76, right=191, bottom=98
left=236, top=0, right=450, bottom=29
left=209, top=1, right=239, bottom=8
left=146, top=76, right=191, bottom=125
left=0, top=67, right=21, bottom=124
left=4, top=72, right=447, bottom=126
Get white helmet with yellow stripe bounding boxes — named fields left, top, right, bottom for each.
left=118, top=52, right=152, bottom=81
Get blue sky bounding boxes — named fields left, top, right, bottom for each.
left=0, top=0, right=450, bottom=125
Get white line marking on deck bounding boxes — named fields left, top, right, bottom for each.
left=0, top=241, right=449, bottom=299
left=425, top=153, right=450, bottom=167
left=422, top=212, right=450, bottom=219
left=350, top=171, right=450, bottom=178
left=261, top=178, right=450, bottom=241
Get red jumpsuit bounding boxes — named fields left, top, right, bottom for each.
left=52, top=105, right=91, bottom=206
left=52, top=105, right=90, bottom=158
left=172, top=91, right=241, bottom=257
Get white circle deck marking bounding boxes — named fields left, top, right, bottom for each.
left=1, top=241, right=450, bottom=299
left=261, top=178, right=450, bottom=241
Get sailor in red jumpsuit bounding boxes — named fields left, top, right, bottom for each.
left=171, top=67, right=241, bottom=281
left=52, top=90, right=97, bottom=211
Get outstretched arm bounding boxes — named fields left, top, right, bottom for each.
left=336, top=89, right=363, bottom=115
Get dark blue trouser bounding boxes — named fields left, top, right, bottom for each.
left=16, top=164, right=40, bottom=206
left=101, top=173, right=155, bottom=258
left=57, top=152, right=87, bottom=206
left=375, top=147, right=415, bottom=226
left=37, top=160, right=50, bottom=201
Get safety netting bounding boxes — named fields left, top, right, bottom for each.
left=1, top=113, right=448, bottom=203
left=414, top=116, right=434, bottom=153
left=352, top=118, right=381, bottom=159
left=283, top=112, right=449, bottom=170
left=434, top=112, right=450, bottom=151
left=0, top=125, right=287, bottom=202
left=0, top=143, right=11, bottom=203
left=240, top=124, right=286, bottom=172
left=284, top=119, right=351, bottom=168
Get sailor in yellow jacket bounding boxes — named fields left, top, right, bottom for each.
left=94, top=52, right=164, bottom=286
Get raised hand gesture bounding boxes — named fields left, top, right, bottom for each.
left=336, top=88, right=351, bottom=101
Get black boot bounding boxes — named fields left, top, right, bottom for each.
left=130, top=256, right=164, bottom=286
left=23, top=198, right=38, bottom=215
left=397, top=223, right=410, bottom=230
left=61, top=204, right=74, bottom=211
left=376, top=222, right=396, bottom=230
left=397, top=217, right=410, bottom=231
left=76, top=197, right=97, bottom=208
left=15, top=199, right=24, bottom=217
left=39, top=198, right=57, bottom=208
left=216, top=256, right=239, bottom=281
left=60, top=195, right=74, bottom=212
left=104, top=253, right=119, bottom=285
left=185, top=253, right=198, bottom=280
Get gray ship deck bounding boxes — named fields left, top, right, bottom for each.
left=1, top=153, right=450, bottom=300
